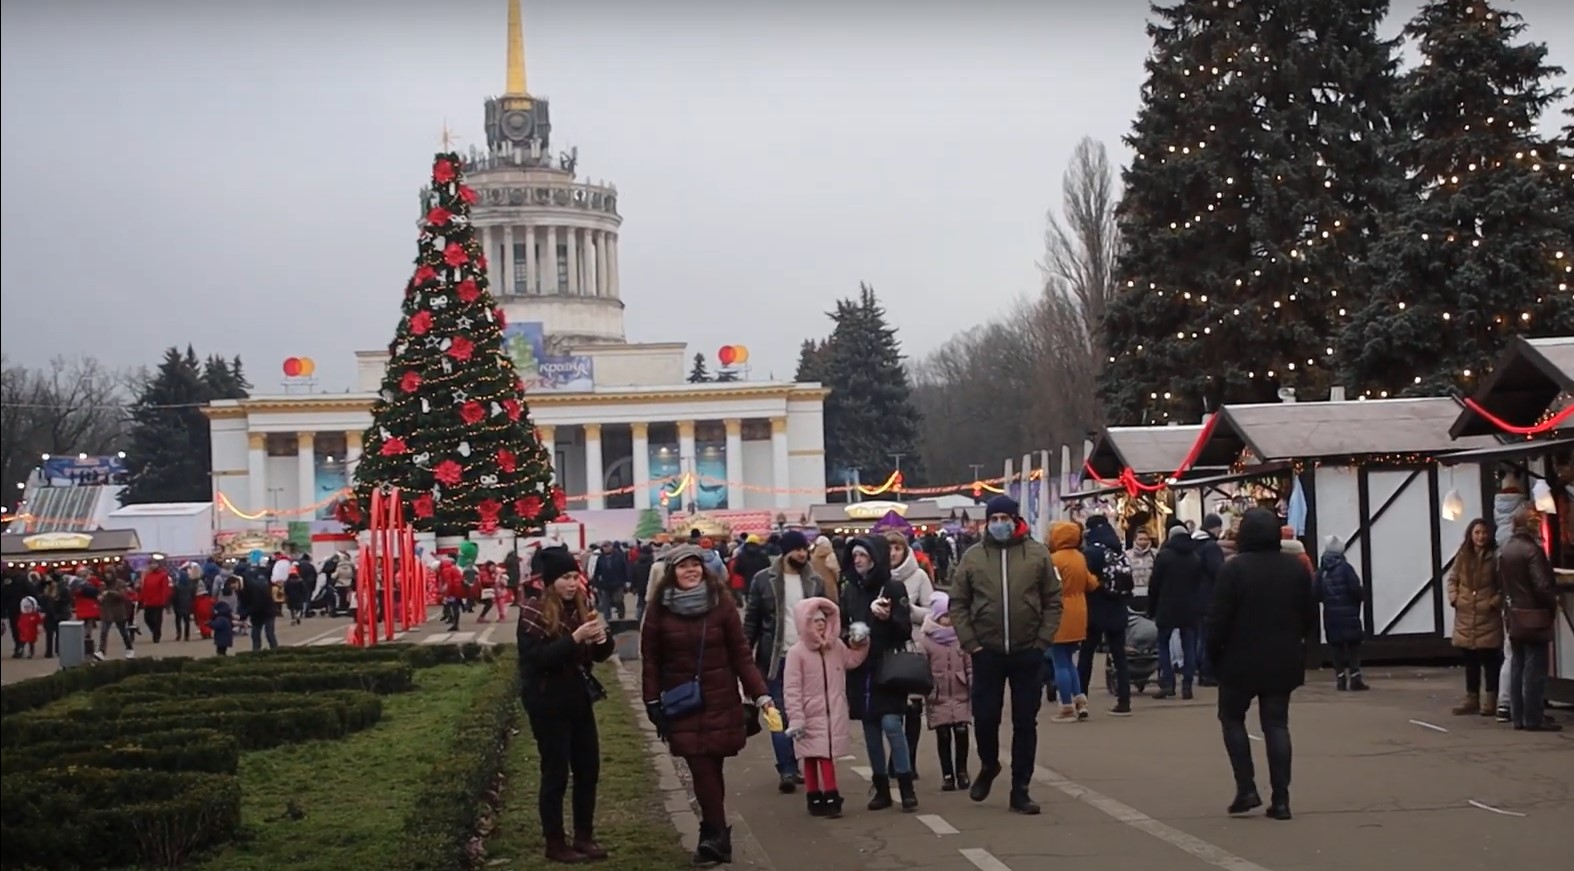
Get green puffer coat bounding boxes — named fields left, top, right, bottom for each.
left=948, top=523, right=1063, bottom=655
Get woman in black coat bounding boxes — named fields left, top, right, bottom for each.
left=1147, top=528, right=1206, bottom=698
left=838, top=536, right=916, bottom=812
left=1205, top=508, right=1317, bottom=821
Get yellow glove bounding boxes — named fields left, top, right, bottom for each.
left=762, top=706, right=784, bottom=733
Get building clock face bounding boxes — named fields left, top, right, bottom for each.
left=502, top=111, right=534, bottom=139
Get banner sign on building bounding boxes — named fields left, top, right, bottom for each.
left=502, top=322, right=594, bottom=392
left=43, top=455, right=126, bottom=486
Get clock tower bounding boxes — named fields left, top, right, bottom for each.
left=483, top=0, right=553, bottom=163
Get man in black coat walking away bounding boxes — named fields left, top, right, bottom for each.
left=1206, top=508, right=1317, bottom=820
left=1148, top=526, right=1206, bottom=699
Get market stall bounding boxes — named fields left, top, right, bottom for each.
left=0, top=529, right=143, bottom=572
left=1198, top=397, right=1499, bottom=660
left=1071, top=422, right=1238, bottom=545
left=1449, top=335, right=1574, bottom=702
left=807, top=500, right=946, bottom=537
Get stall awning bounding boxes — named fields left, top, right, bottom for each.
left=1450, top=336, right=1574, bottom=439
left=1201, top=396, right=1501, bottom=462
left=0, top=529, right=142, bottom=567
left=1168, top=462, right=1294, bottom=490
left=1435, top=437, right=1574, bottom=466
left=1086, top=425, right=1219, bottom=478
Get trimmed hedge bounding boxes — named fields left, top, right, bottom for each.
left=0, top=766, right=242, bottom=869
left=0, top=656, right=191, bottom=717
left=390, top=658, right=521, bottom=871
left=0, top=728, right=239, bottom=777
left=95, top=661, right=416, bottom=698
left=1, top=692, right=382, bottom=751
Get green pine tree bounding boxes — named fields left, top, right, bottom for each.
left=120, top=346, right=217, bottom=504
left=1338, top=0, right=1571, bottom=397
left=816, top=284, right=927, bottom=489
left=202, top=355, right=250, bottom=400
left=1100, top=0, right=1402, bottom=423
left=794, top=339, right=825, bottom=383
left=714, top=369, right=740, bottom=383
left=633, top=508, right=665, bottom=539
left=350, top=152, right=559, bottom=537
left=687, top=352, right=712, bottom=383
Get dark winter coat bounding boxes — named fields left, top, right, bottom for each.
left=593, top=548, right=631, bottom=592
left=1499, top=531, right=1558, bottom=645
left=172, top=576, right=197, bottom=617
left=209, top=601, right=236, bottom=649
left=743, top=558, right=826, bottom=680
left=517, top=598, right=615, bottom=711
left=837, top=536, right=914, bottom=721
left=238, top=576, right=276, bottom=622
left=1314, top=552, right=1365, bottom=644
left=640, top=591, right=769, bottom=759
left=1148, top=532, right=1206, bottom=630
left=732, top=543, right=772, bottom=593
left=1082, top=522, right=1132, bottom=633
left=1205, top=509, right=1318, bottom=695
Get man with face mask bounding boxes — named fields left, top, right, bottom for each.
left=743, top=530, right=824, bottom=792
left=948, top=495, right=1062, bottom=815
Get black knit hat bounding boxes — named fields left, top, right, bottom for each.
left=538, top=547, right=580, bottom=585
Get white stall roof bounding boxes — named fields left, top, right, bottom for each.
left=108, top=502, right=213, bottom=517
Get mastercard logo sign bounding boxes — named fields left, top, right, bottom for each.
left=282, top=357, right=317, bottom=378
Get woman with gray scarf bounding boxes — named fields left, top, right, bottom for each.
left=641, top=544, right=773, bottom=867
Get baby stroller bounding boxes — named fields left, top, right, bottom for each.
left=1107, top=610, right=1160, bottom=696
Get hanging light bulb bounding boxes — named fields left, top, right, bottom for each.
left=1441, top=489, right=1465, bottom=521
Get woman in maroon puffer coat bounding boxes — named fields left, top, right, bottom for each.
left=641, top=543, right=772, bottom=868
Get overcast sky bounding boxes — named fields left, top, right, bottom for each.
left=2, top=0, right=1569, bottom=392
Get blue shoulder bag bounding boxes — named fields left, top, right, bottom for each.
left=660, top=615, right=707, bottom=718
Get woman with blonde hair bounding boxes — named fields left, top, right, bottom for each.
left=518, top=548, right=615, bottom=864
left=809, top=536, right=841, bottom=593
left=885, top=530, right=934, bottom=778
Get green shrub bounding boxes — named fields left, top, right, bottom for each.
left=0, top=656, right=194, bottom=717
left=0, top=766, right=241, bottom=869
left=95, top=662, right=415, bottom=698
left=1, top=693, right=381, bottom=751
left=390, top=658, right=521, bottom=871
left=0, top=728, right=239, bottom=777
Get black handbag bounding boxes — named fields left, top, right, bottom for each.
left=874, top=643, right=935, bottom=696
left=660, top=616, right=707, bottom=718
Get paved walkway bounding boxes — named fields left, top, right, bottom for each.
left=0, top=607, right=507, bottom=685
left=629, top=660, right=1573, bottom=871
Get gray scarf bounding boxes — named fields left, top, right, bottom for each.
left=662, top=584, right=713, bottom=617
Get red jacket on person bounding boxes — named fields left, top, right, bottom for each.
left=139, top=567, right=173, bottom=608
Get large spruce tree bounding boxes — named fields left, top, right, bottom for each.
left=815, top=284, right=926, bottom=489
left=1338, top=0, right=1571, bottom=397
left=1100, top=0, right=1401, bottom=423
left=121, top=347, right=248, bottom=504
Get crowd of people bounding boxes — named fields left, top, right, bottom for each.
left=513, top=483, right=1562, bottom=866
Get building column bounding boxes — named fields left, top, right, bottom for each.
left=608, top=234, right=620, bottom=299
left=247, top=432, right=268, bottom=520
left=631, top=422, right=651, bottom=510
left=594, top=231, right=608, bottom=297
left=538, top=425, right=556, bottom=482
left=565, top=227, right=581, bottom=296
left=770, top=417, right=790, bottom=509
left=296, top=432, right=316, bottom=516
left=483, top=226, right=502, bottom=295
left=582, top=423, right=605, bottom=510
left=501, top=225, right=516, bottom=297
left=344, top=430, right=363, bottom=481
left=523, top=226, right=537, bottom=295
left=724, top=418, right=744, bottom=510
left=544, top=226, right=559, bottom=293
left=678, top=420, right=697, bottom=507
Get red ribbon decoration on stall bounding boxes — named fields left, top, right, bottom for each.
left=1081, top=414, right=1221, bottom=497
left=1461, top=398, right=1574, bottom=437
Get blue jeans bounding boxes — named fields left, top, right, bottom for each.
left=765, top=659, right=799, bottom=776
left=862, top=714, right=912, bottom=777
left=1158, top=626, right=1198, bottom=690
left=250, top=617, right=278, bottom=652
left=1047, top=643, right=1081, bottom=705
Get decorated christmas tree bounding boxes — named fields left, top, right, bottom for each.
left=346, top=152, right=562, bottom=537
left=1099, top=0, right=1402, bottom=423
left=1338, top=0, right=1571, bottom=397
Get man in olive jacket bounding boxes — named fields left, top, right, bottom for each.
left=949, top=495, right=1062, bottom=815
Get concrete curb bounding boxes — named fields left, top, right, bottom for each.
left=612, top=656, right=775, bottom=868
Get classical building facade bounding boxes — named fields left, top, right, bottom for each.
left=203, top=0, right=828, bottom=532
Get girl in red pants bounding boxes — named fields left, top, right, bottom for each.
left=784, top=597, right=870, bottom=818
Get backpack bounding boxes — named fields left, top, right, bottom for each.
left=1098, top=544, right=1135, bottom=598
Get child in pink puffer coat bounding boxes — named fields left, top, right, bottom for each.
left=784, top=596, right=870, bottom=819
left=921, top=592, right=972, bottom=792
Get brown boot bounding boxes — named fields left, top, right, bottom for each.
left=1450, top=693, right=1479, bottom=716
left=1480, top=695, right=1496, bottom=717
left=573, top=830, right=608, bottom=861
left=544, top=833, right=588, bottom=864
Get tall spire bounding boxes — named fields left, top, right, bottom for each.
left=505, top=0, right=527, bottom=96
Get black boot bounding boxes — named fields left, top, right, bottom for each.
left=1348, top=670, right=1369, bottom=691
left=806, top=790, right=827, bottom=817
left=1009, top=787, right=1041, bottom=815
left=693, top=823, right=732, bottom=866
left=955, top=769, right=971, bottom=791
left=896, top=773, right=919, bottom=811
left=968, top=764, right=999, bottom=802
left=1336, top=670, right=1348, bottom=691
left=867, top=774, right=893, bottom=811
left=1265, top=726, right=1293, bottom=821
left=941, top=775, right=957, bottom=792
left=823, top=789, right=844, bottom=819
left=1228, top=791, right=1263, bottom=815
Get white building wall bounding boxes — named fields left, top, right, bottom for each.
left=741, top=441, right=773, bottom=509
